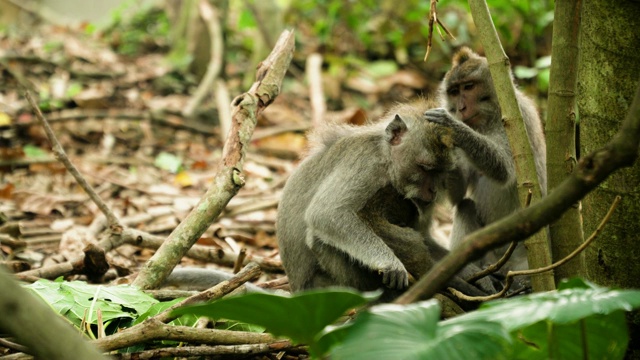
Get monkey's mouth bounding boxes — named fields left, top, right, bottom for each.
left=462, top=113, right=479, bottom=124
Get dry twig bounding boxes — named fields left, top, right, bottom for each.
left=24, top=92, right=121, bottom=231
left=424, top=0, right=456, bottom=61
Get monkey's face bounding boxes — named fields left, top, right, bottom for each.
left=388, top=125, right=453, bottom=204
left=442, top=48, right=498, bottom=130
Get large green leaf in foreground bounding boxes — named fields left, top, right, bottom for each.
left=170, top=279, right=640, bottom=359
left=327, top=300, right=511, bottom=360
left=442, top=279, right=640, bottom=359
left=325, top=279, right=640, bottom=359
left=171, top=287, right=372, bottom=356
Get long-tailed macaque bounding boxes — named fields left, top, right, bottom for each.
left=277, top=100, right=491, bottom=301
left=426, top=47, right=547, bottom=272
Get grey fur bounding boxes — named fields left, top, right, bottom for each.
left=429, top=47, right=547, bottom=274
left=277, top=100, right=493, bottom=300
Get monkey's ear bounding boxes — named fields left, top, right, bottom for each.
left=385, top=114, right=408, bottom=145
left=452, top=47, right=475, bottom=66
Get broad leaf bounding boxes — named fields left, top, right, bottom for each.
left=26, top=279, right=157, bottom=327
left=444, top=280, right=640, bottom=359
left=446, top=285, right=640, bottom=331
left=171, top=287, right=372, bottom=356
left=328, top=300, right=511, bottom=360
left=512, top=312, right=628, bottom=360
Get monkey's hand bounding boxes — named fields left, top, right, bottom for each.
left=424, top=108, right=458, bottom=128
left=378, top=258, right=409, bottom=290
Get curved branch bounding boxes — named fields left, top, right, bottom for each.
left=395, top=81, right=640, bottom=304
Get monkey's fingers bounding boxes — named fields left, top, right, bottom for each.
left=424, top=108, right=452, bottom=126
left=380, top=269, right=409, bottom=290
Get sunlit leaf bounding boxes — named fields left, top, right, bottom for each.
left=0, top=112, right=11, bottom=126
left=514, top=66, right=538, bottom=79
left=26, top=280, right=158, bottom=328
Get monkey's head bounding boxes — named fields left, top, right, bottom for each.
left=384, top=107, right=454, bottom=205
left=440, top=47, right=500, bottom=129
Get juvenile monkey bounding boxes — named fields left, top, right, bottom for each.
left=277, top=100, right=490, bottom=300
left=426, top=47, right=547, bottom=271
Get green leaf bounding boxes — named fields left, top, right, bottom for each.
left=537, top=68, right=550, bottom=93
left=134, top=298, right=197, bottom=327
left=66, top=82, right=83, bottom=98
left=535, top=55, right=552, bottom=69
left=22, top=144, right=47, bottom=158
left=171, top=288, right=372, bottom=356
left=514, top=66, right=538, bottom=79
left=443, top=282, right=640, bottom=359
left=238, top=9, right=256, bottom=30
left=328, top=300, right=510, bottom=360
left=513, top=312, right=628, bottom=360
left=215, top=320, right=266, bottom=333
left=154, top=152, right=182, bottom=173
left=26, top=280, right=158, bottom=328
left=315, top=322, right=354, bottom=356
left=557, top=277, right=594, bottom=290
left=361, top=60, right=398, bottom=79
left=448, top=286, right=640, bottom=331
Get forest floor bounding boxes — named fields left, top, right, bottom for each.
left=0, top=25, right=453, bottom=295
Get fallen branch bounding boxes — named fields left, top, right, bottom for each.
left=110, top=341, right=296, bottom=359
left=94, top=262, right=263, bottom=352
left=132, top=29, right=295, bottom=290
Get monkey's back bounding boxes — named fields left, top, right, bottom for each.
left=277, top=128, right=389, bottom=291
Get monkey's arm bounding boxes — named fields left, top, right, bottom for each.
left=425, top=109, right=514, bottom=184
left=369, top=217, right=492, bottom=297
left=305, top=168, right=409, bottom=290
left=446, top=164, right=469, bottom=205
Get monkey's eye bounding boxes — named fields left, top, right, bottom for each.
left=479, top=95, right=491, bottom=102
left=463, top=82, right=475, bottom=91
left=448, top=88, right=459, bottom=96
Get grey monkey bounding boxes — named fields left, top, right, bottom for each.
left=277, top=99, right=492, bottom=301
left=426, top=47, right=547, bottom=273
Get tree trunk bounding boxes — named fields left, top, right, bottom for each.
left=547, top=0, right=586, bottom=284
left=578, top=0, right=640, bottom=357
left=469, top=0, right=555, bottom=292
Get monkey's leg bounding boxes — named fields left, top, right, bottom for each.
left=369, top=220, right=491, bottom=297
left=450, top=198, right=483, bottom=249
left=448, top=198, right=502, bottom=293
left=308, top=236, right=384, bottom=292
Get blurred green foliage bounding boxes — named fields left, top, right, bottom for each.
left=102, top=2, right=171, bottom=56
left=282, top=0, right=553, bottom=65
left=94, top=0, right=554, bottom=100
left=276, top=0, right=554, bottom=93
